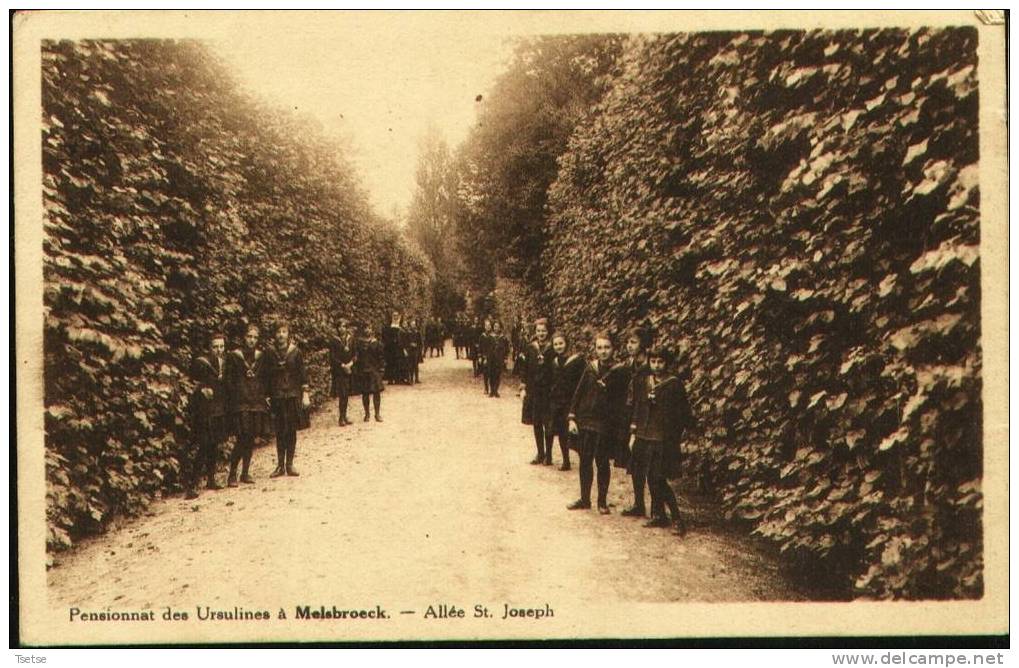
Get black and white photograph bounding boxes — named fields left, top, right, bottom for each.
left=12, top=9, right=1008, bottom=646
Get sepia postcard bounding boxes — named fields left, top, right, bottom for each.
left=13, top=9, right=1008, bottom=645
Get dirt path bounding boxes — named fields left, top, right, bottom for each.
left=48, top=345, right=798, bottom=615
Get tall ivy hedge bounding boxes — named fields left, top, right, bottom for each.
left=545, top=29, right=981, bottom=598
left=42, top=40, right=431, bottom=553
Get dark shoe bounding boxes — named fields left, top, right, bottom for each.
left=343, top=418, right=353, bottom=426
left=543, top=458, right=553, bottom=466
left=493, top=392, right=500, bottom=398
left=240, top=474, right=255, bottom=484
left=269, top=466, right=286, bottom=478
left=559, top=463, right=571, bottom=471
left=364, top=413, right=370, bottom=422
left=374, top=414, right=383, bottom=422
left=567, top=500, right=591, bottom=510
left=206, top=477, right=222, bottom=490
left=185, top=488, right=199, bottom=500
left=227, top=475, right=239, bottom=488
left=286, top=467, right=300, bottom=477
left=673, top=518, right=687, bottom=537
left=644, top=516, right=671, bottom=528
left=529, top=456, right=543, bottom=465
left=598, top=505, right=611, bottom=515
left=621, top=506, right=646, bottom=517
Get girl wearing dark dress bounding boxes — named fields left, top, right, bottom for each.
left=225, top=324, right=269, bottom=486
left=329, top=322, right=357, bottom=426
left=354, top=324, right=385, bottom=422
left=186, top=333, right=229, bottom=497
left=628, top=346, right=693, bottom=536
left=266, top=323, right=309, bottom=478
left=485, top=320, right=511, bottom=398
left=519, top=318, right=555, bottom=465
left=548, top=332, right=586, bottom=471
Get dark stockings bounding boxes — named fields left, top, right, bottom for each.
left=362, top=392, right=381, bottom=417
left=229, top=433, right=254, bottom=478
left=578, top=431, right=610, bottom=507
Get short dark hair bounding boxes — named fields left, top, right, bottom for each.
left=647, top=344, right=674, bottom=366
left=210, top=332, right=226, bottom=343
left=551, top=331, right=567, bottom=343
left=534, top=317, right=549, bottom=328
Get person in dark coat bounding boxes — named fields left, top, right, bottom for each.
left=519, top=318, right=554, bottom=465
left=486, top=320, right=511, bottom=398
left=452, top=315, right=465, bottom=360
left=225, top=325, right=269, bottom=487
left=617, top=328, right=650, bottom=517
left=509, top=316, right=523, bottom=373
left=424, top=319, right=436, bottom=358
left=354, top=323, right=385, bottom=422
left=403, top=318, right=422, bottom=384
left=186, top=333, right=230, bottom=497
left=329, top=320, right=357, bottom=426
left=265, top=323, right=310, bottom=478
left=428, top=318, right=445, bottom=357
left=417, top=318, right=426, bottom=364
left=478, top=318, right=493, bottom=394
left=383, top=311, right=405, bottom=384
left=469, top=317, right=483, bottom=377
left=548, top=332, right=586, bottom=471
left=567, top=332, right=616, bottom=513
left=629, top=345, right=694, bottom=535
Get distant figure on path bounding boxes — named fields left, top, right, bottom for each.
left=354, top=323, right=385, bottom=422
left=485, top=320, right=510, bottom=398
left=329, top=320, right=356, bottom=426
left=469, top=316, right=483, bottom=377
left=453, top=315, right=466, bottom=359
left=478, top=318, right=493, bottom=394
left=403, top=317, right=422, bottom=384
left=383, top=311, right=404, bottom=384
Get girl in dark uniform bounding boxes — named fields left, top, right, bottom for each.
left=402, top=318, right=422, bottom=384
left=186, top=333, right=229, bottom=497
left=617, top=328, right=651, bottom=517
left=628, top=345, right=693, bottom=535
left=329, top=321, right=357, bottom=426
left=225, top=324, right=269, bottom=486
left=567, top=332, right=616, bottom=512
left=548, top=332, right=586, bottom=471
left=486, top=320, right=511, bottom=398
left=453, top=316, right=465, bottom=359
left=354, top=323, right=385, bottom=422
left=266, top=323, right=309, bottom=478
left=519, top=318, right=555, bottom=465
left=478, top=318, right=493, bottom=394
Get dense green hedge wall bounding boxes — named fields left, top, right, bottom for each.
left=545, top=29, right=981, bottom=598
left=42, top=40, right=430, bottom=552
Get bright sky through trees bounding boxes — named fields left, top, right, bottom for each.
left=212, top=14, right=514, bottom=217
